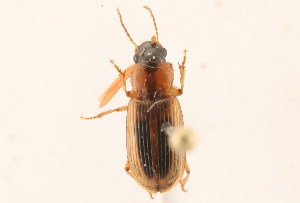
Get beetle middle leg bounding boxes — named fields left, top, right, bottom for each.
left=170, top=50, right=187, bottom=96
left=81, top=105, right=127, bottom=120
left=110, top=60, right=134, bottom=98
left=180, top=160, right=190, bottom=192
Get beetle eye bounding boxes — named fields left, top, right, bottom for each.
left=162, top=48, right=167, bottom=57
left=133, top=54, right=138, bottom=63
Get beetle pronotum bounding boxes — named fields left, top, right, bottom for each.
left=81, top=6, right=190, bottom=198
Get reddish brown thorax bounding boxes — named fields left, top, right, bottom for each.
left=130, top=62, right=174, bottom=100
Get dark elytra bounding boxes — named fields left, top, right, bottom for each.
left=133, top=41, right=167, bottom=63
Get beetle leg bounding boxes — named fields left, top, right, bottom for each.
left=110, top=60, right=134, bottom=98
left=180, top=161, right=190, bottom=192
left=170, top=86, right=182, bottom=96
left=98, top=65, right=134, bottom=108
left=80, top=106, right=127, bottom=120
left=169, top=50, right=187, bottom=96
left=170, top=50, right=187, bottom=96
left=179, top=50, right=187, bottom=93
left=148, top=192, right=154, bottom=199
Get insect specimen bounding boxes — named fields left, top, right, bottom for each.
left=82, top=6, right=190, bottom=198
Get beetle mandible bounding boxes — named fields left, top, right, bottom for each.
left=81, top=6, right=190, bottom=198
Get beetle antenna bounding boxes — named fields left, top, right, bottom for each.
left=116, top=8, right=138, bottom=49
left=143, top=6, right=159, bottom=42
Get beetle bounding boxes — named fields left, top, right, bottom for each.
left=81, top=6, right=190, bottom=198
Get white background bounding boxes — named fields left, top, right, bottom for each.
left=1, top=0, right=300, bottom=202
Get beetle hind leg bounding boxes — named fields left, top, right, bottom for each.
left=180, top=161, right=190, bottom=192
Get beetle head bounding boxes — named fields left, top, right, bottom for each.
left=133, top=36, right=167, bottom=63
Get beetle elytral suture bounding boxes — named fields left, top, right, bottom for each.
left=81, top=6, right=190, bottom=199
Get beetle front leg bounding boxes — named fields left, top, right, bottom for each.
left=170, top=50, right=187, bottom=96
left=179, top=50, right=187, bottom=94
left=110, top=60, right=134, bottom=98
left=180, top=160, right=190, bottom=192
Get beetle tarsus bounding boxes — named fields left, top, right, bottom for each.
left=168, top=50, right=187, bottom=97
left=180, top=182, right=188, bottom=192
left=80, top=106, right=127, bottom=120
left=110, top=60, right=134, bottom=98
left=179, top=50, right=187, bottom=94
left=110, top=60, right=123, bottom=74
left=148, top=192, right=154, bottom=199
left=179, top=161, right=190, bottom=192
